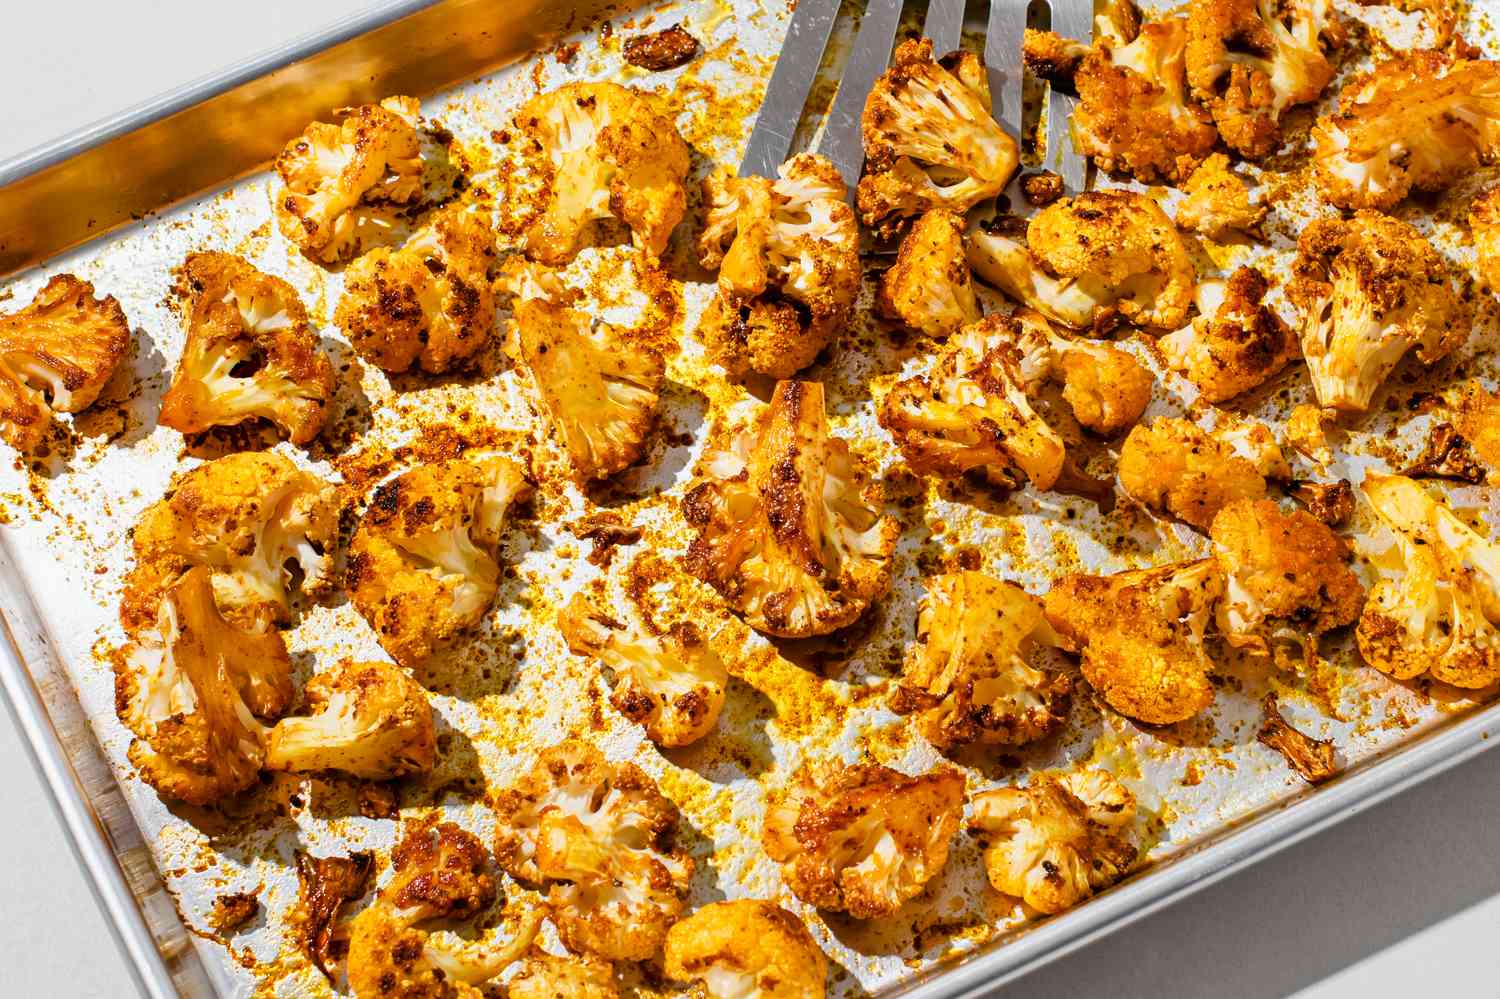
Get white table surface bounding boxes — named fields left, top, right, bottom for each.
left=4, top=3, right=1499, bottom=997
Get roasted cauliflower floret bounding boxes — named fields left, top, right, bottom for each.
left=879, top=315, right=1066, bottom=490
left=1470, top=186, right=1500, bottom=291
left=559, top=592, right=728, bottom=748
left=509, top=953, right=620, bottom=999
left=160, top=253, right=334, bottom=445
left=113, top=567, right=291, bottom=805
left=1175, top=153, right=1266, bottom=239
left=1185, top=0, right=1346, bottom=159
left=684, top=380, right=898, bottom=638
left=892, top=571, right=1072, bottom=750
left=493, top=740, right=693, bottom=961
left=1312, top=54, right=1500, bottom=209
left=335, top=204, right=498, bottom=374
left=967, top=192, right=1194, bottom=332
left=1457, top=383, right=1500, bottom=474
left=698, top=153, right=860, bottom=379
left=1289, top=211, right=1465, bottom=413
left=500, top=262, right=665, bottom=481
left=969, top=770, right=1137, bottom=914
left=1209, top=499, right=1364, bottom=653
left=511, top=82, right=690, bottom=264
left=763, top=763, right=964, bottom=919
left=347, top=456, right=532, bottom=667
left=264, top=660, right=436, bottom=779
left=856, top=37, right=1020, bottom=239
left=876, top=208, right=981, bottom=339
left=1119, top=416, right=1286, bottom=532
left=0, top=273, right=131, bottom=452
left=664, top=900, right=828, bottom=999
left=121, top=451, right=338, bottom=634
left=1161, top=267, right=1298, bottom=403
left=1025, top=16, right=1217, bottom=184
left=275, top=96, right=423, bottom=263
left=293, top=850, right=374, bottom=980
left=1356, top=473, right=1500, bottom=688
left=1014, top=309, right=1154, bottom=436
left=1045, top=559, right=1224, bottom=725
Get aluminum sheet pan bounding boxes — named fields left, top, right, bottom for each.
left=0, top=0, right=1497, bottom=997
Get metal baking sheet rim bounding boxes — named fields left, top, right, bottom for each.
left=0, top=2, right=1496, bottom=997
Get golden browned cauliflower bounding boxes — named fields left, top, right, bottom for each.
left=493, top=740, right=692, bottom=961
left=510, top=82, right=690, bottom=264
left=698, top=153, right=860, bottom=379
left=763, top=763, right=964, bottom=919
left=559, top=590, right=728, bottom=748
left=347, top=456, right=532, bottom=667
left=1312, top=53, right=1500, bottom=210
left=1289, top=211, right=1465, bottom=413
left=275, top=96, right=424, bottom=263
left=500, top=260, right=665, bottom=481
left=508, top=953, right=619, bottom=999
left=1185, top=0, right=1346, bottom=159
left=1175, top=153, right=1266, bottom=239
left=1209, top=498, right=1364, bottom=653
left=1024, top=15, right=1217, bottom=184
left=334, top=204, right=498, bottom=374
left=1014, top=309, right=1154, bottom=436
left=1118, top=416, right=1287, bottom=532
left=1160, top=267, right=1299, bottom=403
left=113, top=567, right=291, bottom=805
left=1356, top=473, right=1500, bottom=688
left=0, top=273, right=131, bottom=452
left=876, top=208, right=981, bottom=340
left=685, top=380, right=898, bottom=638
left=264, top=659, right=436, bottom=779
left=856, top=37, right=1020, bottom=239
left=1045, top=559, right=1224, bottom=725
left=879, top=314, right=1065, bottom=491
left=969, top=770, right=1136, bottom=914
left=967, top=192, right=1195, bottom=333
left=663, top=900, right=828, bottom=999
left=891, top=571, right=1072, bottom=750
left=1457, top=383, right=1500, bottom=475
left=121, top=451, right=339, bottom=634
left=292, top=850, right=373, bottom=980
left=1470, top=186, right=1500, bottom=290
left=160, top=252, right=334, bottom=445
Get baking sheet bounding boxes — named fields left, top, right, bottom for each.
left=0, top=0, right=1498, bottom=996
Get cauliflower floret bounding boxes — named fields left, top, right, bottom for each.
left=698, top=153, right=860, bottom=379
left=1289, top=211, right=1465, bottom=413
left=879, top=315, right=1066, bottom=490
left=500, top=263, right=665, bottom=481
left=347, top=456, right=530, bottom=667
left=510, top=82, right=690, bottom=264
left=763, top=763, right=964, bottom=919
left=1470, top=186, right=1500, bottom=291
left=121, top=451, right=338, bottom=634
left=559, top=592, right=728, bottom=748
left=1457, top=383, right=1500, bottom=475
left=1119, top=416, right=1286, bottom=532
left=892, top=571, right=1071, bottom=749
left=493, top=740, right=692, bottom=961
left=1025, top=16, right=1217, bottom=184
left=292, top=850, right=374, bottom=980
left=160, top=253, right=334, bottom=445
left=112, top=567, right=291, bottom=805
left=663, top=900, right=828, bottom=999
left=275, top=96, right=423, bottom=263
left=1175, top=153, right=1266, bottom=239
left=1312, top=54, right=1500, bottom=209
left=967, top=192, right=1195, bottom=333
left=876, top=208, right=981, bottom=339
left=264, top=660, right=436, bottom=779
left=1013, top=309, right=1154, bottom=435
left=1185, top=0, right=1346, bottom=159
left=684, top=381, right=898, bottom=638
left=335, top=204, right=498, bottom=374
left=1045, top=559, right=1224, bottom=725
left=509, top=953, right=620, bottom=999
left=1209, top=498, right=1364, bottom=653
left=1356, top=473, right=1500, bottom=688
left=856, top=37, right=1020, bottom=239
left=0, top=273, right=131, bottom=452
left=969, top=770, right=1136, bottom=914
left=1160, top=267, right=1298, bottom=403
